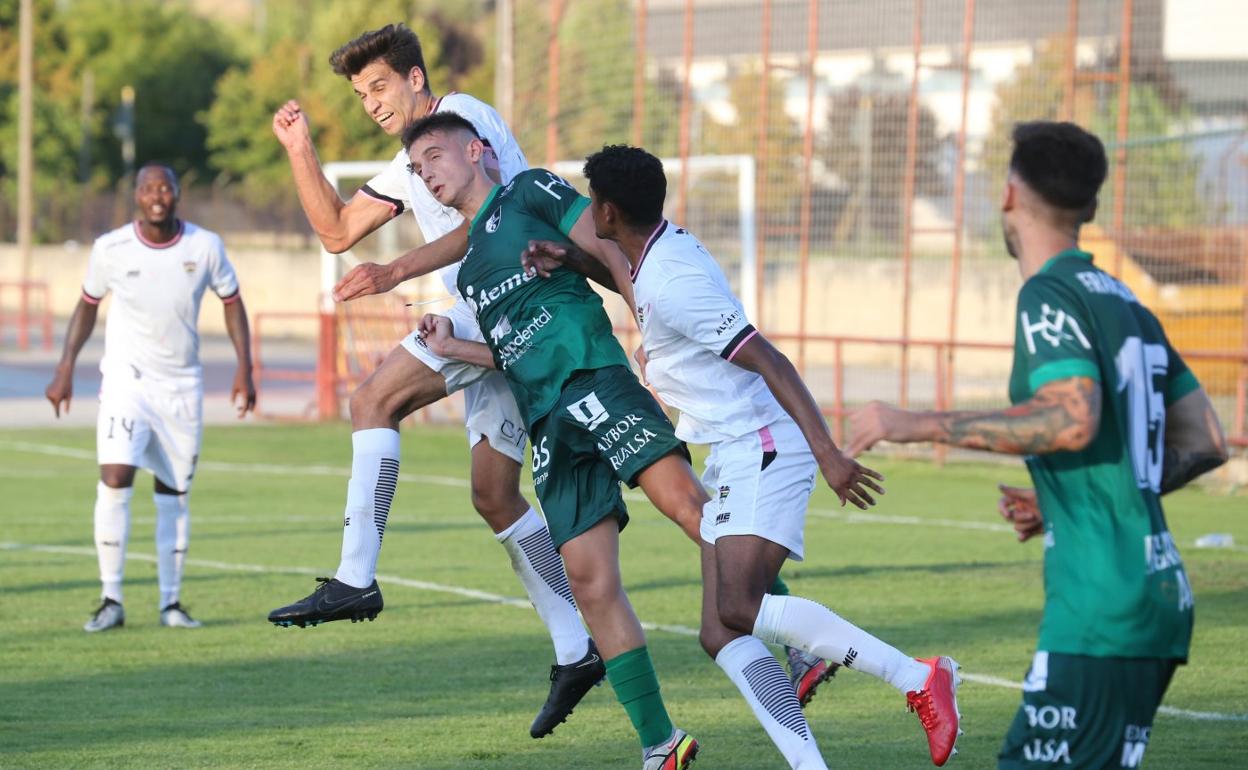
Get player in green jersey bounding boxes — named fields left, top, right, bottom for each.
left=402, top=111, right=705, bottom=770
left=846, top=121, right=1229, bottom=769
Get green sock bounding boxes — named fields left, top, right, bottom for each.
left=770, top=573, right=790, bottom=596
left=605, top=646, right=674, bottom=748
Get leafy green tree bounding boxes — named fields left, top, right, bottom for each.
left=823, top=88, right=945, bottom=241
left=0, top=0, right=236, bottom=240
left=200, top=0, right=495, bottom=206
left=982, top=39, right=1205, bottom=234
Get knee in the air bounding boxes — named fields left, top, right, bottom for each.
left=698, top=625, right=734, bottom=659
left=566, top=570, right=619, bottom=611
left=716, top=596, right=760, bottom=637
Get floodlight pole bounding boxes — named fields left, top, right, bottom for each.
left=17, top=0, right=34, bottom=349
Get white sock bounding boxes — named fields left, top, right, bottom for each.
left=335, top=428, right=400, bottom=589
left=154, top=492, right=190, bottom=608
left=94, top=482, right=132, bottom=603
left=715, top=635, right=826, bottom=769
left=753, top=594, right=930, bottom=694
left=497, top=507, right=589, bottom=665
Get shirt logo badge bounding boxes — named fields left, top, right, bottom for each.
left=489, top=315, right=513, bottom=344
left=183, top=261, right=197, bottom=273
left=126, top=269, right=140, bottom=278
left=1021, top=303, right=1091, bottom=354
left=486, top=208, right=502, bottom=233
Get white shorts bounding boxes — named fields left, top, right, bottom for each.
left=96, top=375, right=203, bottom=491
left=699, top=415, right=817, bottom=561
left=399, top=298, right=528, bottom=464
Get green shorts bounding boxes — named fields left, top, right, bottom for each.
left=530, top=366, right=687, bottom=549
left=998, top=651, right=1178, bottom=769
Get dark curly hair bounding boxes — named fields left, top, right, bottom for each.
left=329, top=23, right=429, bottom=90
left=1010, top=121, right=1107, bottom=222
left=583, top=145, right=666, bottom=226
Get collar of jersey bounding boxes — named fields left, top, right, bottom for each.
left=470, top=184, right=502, bottom=232
left=1038, top=248, right=1093, bottom=274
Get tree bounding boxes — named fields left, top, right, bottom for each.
left=0, top=0, right=237, bottom=240
left=200, top=0, right=493, bottom=206
left=982, top=38, right=1205, bottom=234
left=823, top=87, right=945, bottom=241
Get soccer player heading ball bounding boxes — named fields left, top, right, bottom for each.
left=848, top=121, right=1229, bottom=768
left=413, top=118, right=964, bottom=768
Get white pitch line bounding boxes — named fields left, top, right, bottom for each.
left=4, top=540, right=1245, bottom=724
left=8, top=438, right=1248, bottom=549
left=0, top=439, right=1019, bottom=536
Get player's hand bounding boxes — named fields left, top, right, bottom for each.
left=521, top=240, right=567, bottom=279
left=334, top=262, right=400, bottom=302
left=232, top=368, right=256, bottom=419
left=45, top=365, right=73, bottom=418
left=998, top=484, right=1043, bottom=542
left=418, top=313, right=455, bottom=357
left=633, top=345, right=649, bottom=385
left=816, top=447, right=885, bottom=509
left=846, top=400, right=925, bottom=457
left=272, top=99, right=312, bottom=151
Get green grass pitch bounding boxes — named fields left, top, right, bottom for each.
left=1, top=424, right=1244, bottom=768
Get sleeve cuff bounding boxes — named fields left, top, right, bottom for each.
left=81, top=289, right=103, bottom=305
left=1165, top=368, right=1199, bottom=406
left=1027, top=358, right=1100, bottom=393
left=558, top=196, right=590, bottom=237
left=720, top=325, right=758, bottom=361
left=218, top=289, right=241, bottom=305
left=360, top=185, right=405, bottom=217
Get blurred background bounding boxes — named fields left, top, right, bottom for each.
left=0, top=0, right=1244, bottom=461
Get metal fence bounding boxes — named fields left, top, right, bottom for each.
left=502, top=0, right=1248, bottom=447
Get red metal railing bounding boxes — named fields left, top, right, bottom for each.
left=0, top=280, right=53, bottom=351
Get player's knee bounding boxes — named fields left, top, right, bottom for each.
left=699, top=623, right=735, bottom=659
left=565, top=568, right=620, bottom=612
left=470, top=481, right=520, bottom=523
left=99, top=469, right=134, bottom=489
left=716, top=589, right=762, bottom=636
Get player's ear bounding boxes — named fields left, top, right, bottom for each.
left=1001, top=176, right=1017, bottom=212
left=407, top=65, right=426, bottom=93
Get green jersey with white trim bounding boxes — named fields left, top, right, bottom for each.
left=1008, top=249, right=1198, bottom=659
left=456, top=168, right=630, bottom=428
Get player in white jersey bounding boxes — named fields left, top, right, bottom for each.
left=45, top=164, right=256, bottom=633
left=264, top=24, right=600, bottom=737
left=520, top=146, right=962, bottom=768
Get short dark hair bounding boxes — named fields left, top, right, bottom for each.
left=135, top=162, right=179, bottom=193
left=583, top=145, right=666, bottom=226
left=402, top=111, right=481, bottom=151
left=329, top=23, right=429, bottom=87
left=1009, top=121, right=1107, bottom=222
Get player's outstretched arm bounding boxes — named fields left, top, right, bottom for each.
left=731, top=333, right=884, bottom=509
left=223, top=295, right=255, bottom=418
left=522, top=239, right=617, bottom=292
left=273, top=99, right=393, bottom=254
left=45, top=297, right=99, bottom=417
left=334, top=222, right=469, bottom=302
left=565, top=211, right=638, bottom=316
left=1160, top=386, right=1228, bottom=494
left=417, top=313, right=496, bottom=369
left=848, top=376, right=1101, bottom=457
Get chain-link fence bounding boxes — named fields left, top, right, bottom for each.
left=504, top=0, right=1248, bottom=448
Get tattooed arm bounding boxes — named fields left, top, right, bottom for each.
left=846, top=376, right=1101, bottom=456
left=1160, top=386, right=1228, bottom=494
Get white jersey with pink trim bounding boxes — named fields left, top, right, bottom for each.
left=360, top=92, right=529, bottom=297
left=82, top=220, right=239, bottom=383
left=632, top=221, right=785, bottom=444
